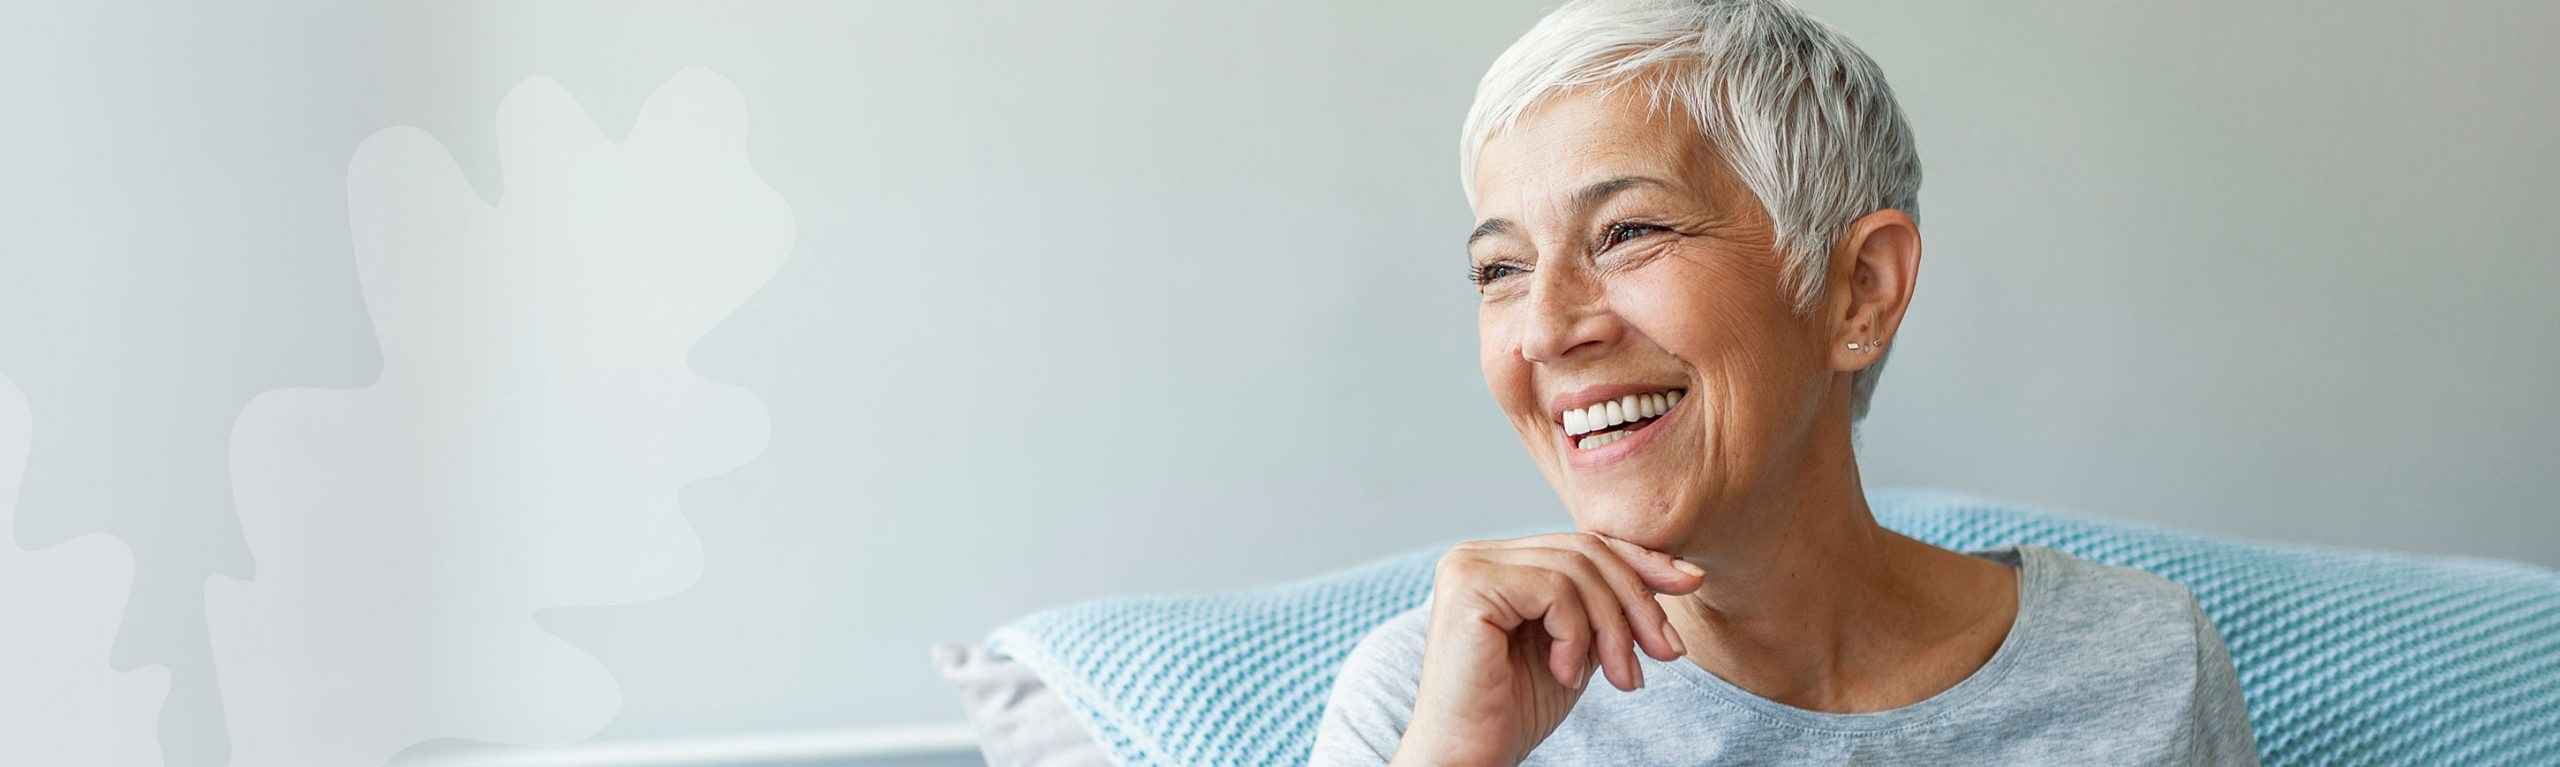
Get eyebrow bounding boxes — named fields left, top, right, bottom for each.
left=1465, top=176, right=1669, bottom=248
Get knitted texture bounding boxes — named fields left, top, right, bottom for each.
left=985, top=489, right=2560, bottom=766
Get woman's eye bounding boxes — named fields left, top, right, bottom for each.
left=1469, top=262, right=1524, bottom=287
left=1606, top=222, right=1662, bottom=247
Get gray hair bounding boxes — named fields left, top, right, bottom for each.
left=1460, top=0, right=1921, bottom=423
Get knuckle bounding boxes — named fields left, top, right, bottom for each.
left=1565, top=551, right=1608, bottom=579
left=1556, top=551, right=1618, bottom=589
left=1538, top=569, right=1577, bottom=594
left=1549, top=531, right=1600, bottom=558
left=1432, top=551, right=1479, bottom=582
left=1572, top=533, right=1628, bottom=567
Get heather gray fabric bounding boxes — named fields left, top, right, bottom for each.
left=1309, top=545, right=2260, bottom=765
left=931, top=643, right=1116, bottom=767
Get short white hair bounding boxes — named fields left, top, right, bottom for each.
left=1461, top=0, right=1921, bottom=423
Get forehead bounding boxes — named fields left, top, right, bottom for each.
left=1471, top=85, right=1713, bottom=214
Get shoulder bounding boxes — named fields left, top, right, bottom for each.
left=2017, top=542, right=2263, bottom=715
left=2009, top=546, right=2259, bottom=761
left=1308, top=603, right=1433, bottom=766
left=2020, top=545, right=2207, bottom=643
left=2025, top=544, right=2195, bottom=605
left=2000, top=545, right=2217, bottom=699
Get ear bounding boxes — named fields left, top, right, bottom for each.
left=1824, top=208, right=1921, bottom=374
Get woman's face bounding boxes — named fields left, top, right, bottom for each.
left=1468, top=86, right=1840, bottom=553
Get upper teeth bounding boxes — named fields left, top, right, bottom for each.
left=1563, top=390, right=1682, bottom=436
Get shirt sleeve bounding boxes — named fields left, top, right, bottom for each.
left=2186, top=601, right=2263, bottom=766
left=1306, top=606, right=1431, bottom=767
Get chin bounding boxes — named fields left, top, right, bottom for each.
left=1566, top=492, right=1693, bottom=551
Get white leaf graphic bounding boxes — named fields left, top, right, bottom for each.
left=210, top=67, right=792, bottom=766
left=0, top=372, right=171, bottom=766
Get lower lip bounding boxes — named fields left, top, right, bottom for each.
left=1561, top=398, right=1681, bottom=470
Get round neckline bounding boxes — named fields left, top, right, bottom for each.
left=1652, top=545, right=2048, bottom=734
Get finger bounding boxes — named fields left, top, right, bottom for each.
left=1559, top=558, right=1645, bottom=691
left=1588, top=532, right=1708, bottom=596
left=1514, top=573, right=1592, bottom=690
left=1479, top=533, right=1705, bottom=596
left=1484, top=549, right=1644, bottom=691
left=1545, top=630, right=1583, bottom=691
left=1488, top=533, right=1690, bottom=661
left=1441, top=550, right=1594, bottom=689
left=1553, top=534, right=1687, bottom=662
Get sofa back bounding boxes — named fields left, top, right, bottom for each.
left=987, top=489, right=2560, bottom=766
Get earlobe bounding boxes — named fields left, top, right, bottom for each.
left=1823, top=209, right=1920, bottom=368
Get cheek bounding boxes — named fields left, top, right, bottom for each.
left=1611, top=259, right=1820, bottom=408
left=1477, top=306, right=1530, bottom=407
left=1609, top=263, right=1761, bottom=366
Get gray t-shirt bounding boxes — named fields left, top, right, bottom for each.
left=1308, top=545, right=2259, bottom=765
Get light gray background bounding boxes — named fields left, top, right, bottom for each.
left=1, top=0, right=2552, bottom=763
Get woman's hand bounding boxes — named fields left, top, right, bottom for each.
left=1391, top=532, right=1706, bottom=767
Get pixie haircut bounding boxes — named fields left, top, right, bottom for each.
left=1460, top=0, right=1921, bottom=423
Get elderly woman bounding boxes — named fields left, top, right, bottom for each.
left=1308, top=1, right=2257, bottom=765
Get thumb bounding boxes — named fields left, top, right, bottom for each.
left=1593, top=533, right=1707, bottom=595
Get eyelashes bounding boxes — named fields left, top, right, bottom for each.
left=1468, top=221, right=1668, bottom=289
left=1468, top=262, right=1525, bottom=287
left=1605, top=221, right=1663, bottom=246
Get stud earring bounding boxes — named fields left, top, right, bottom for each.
left=1845, top=341, right=1863, bottom=350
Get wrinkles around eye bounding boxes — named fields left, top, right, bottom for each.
left=1597, top=235, right=1678, bottom=274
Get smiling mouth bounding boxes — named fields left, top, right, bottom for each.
left=1562, top=389, right=1683, bottom=450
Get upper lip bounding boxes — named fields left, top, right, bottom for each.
left=1548, top=383, right=1686, bottom=425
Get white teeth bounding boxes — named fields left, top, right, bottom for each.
left=1576, top=429, right=1631, bottom=450
left=1559, top=389, right=1687, bottom=438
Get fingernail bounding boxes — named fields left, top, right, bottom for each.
left=1666, top=624, right=1688, bottom=657
left=1672, top=558, right=1705, bottom=577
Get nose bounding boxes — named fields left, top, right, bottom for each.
left=1517, top=263, right=1622, bottom=364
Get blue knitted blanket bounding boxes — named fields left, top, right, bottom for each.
left=986, top=489, right=2560, bottom=766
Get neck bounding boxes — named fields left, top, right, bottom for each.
left=1656, top=406, right=1989, bottom=711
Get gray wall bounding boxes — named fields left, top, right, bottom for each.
left=1, top=0, right=2551, bottom=764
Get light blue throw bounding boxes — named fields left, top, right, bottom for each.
left=986, top=489, right=2560, bottom=766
